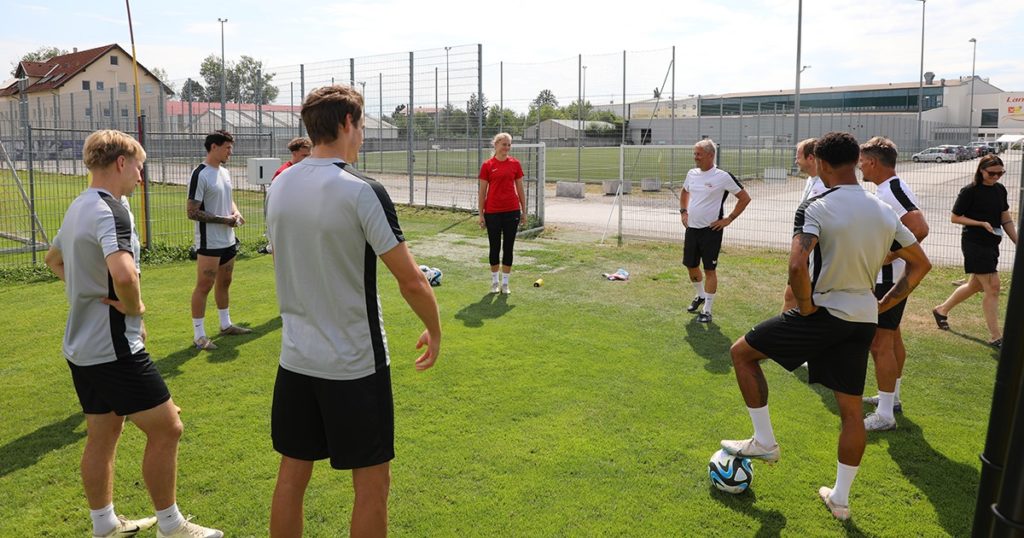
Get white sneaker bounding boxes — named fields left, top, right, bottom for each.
left=157, top=519, right=224, bottom=538
left=490, top=282, right=501, bottom=294
left=94, top=515, right=158, bottom=537
left=720, top=437, right=780, bottom=463
left=818, top=486, right=851, bottom=521
left=501, top=284, right=511, bottom=295
left=864, top=412, right=897, bottom=432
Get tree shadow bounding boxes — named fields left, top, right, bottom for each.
left=454, top=294, right=514, bottom=328
left=0, top=413, right=85, bottom=478
left=869, top=416, right=978, bottom=537
left=709, top=487, right=788, bottom=537
left=155, top=316, right=282, bottom=378
left=684, top=316, right=733, bottom=374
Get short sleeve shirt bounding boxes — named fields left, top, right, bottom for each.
left=874, top=176, right=921, bottom=284
left=267, top=157, right=405, bottom=381
left=188, top=163, right=236, bottom=249
left=794, top=185, right=917, bottom=323
left=801, top=176, right=827, bottom=202
left=953, top=182, right=1009, bottom=245
left=479, top=156, right=524, bottom=213
left=683, top=166, right=743, bottom=229
left=53, top=188, right=145, bottom=365
left=272, top=160, right=293, bottom=181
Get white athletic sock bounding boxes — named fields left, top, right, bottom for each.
left=692, top=281, right=705, bottom=299
left=90, top=503, right=118, bottom=536
left=703, top=293, right=716, bottom=314
left=877, top=391, right=896, bottom=421
left=192, top=318, right=205, bottom=340
left=502, top=273, right=510, bottom=286
left=747, top=405, right=777, bottom=447
left=491, top=271, right=500, bottom=284
left=218, top=308, right=232, bottom=330
left=894, top=378, right=902, bottom=401
left=156, top=503, right=185, bottom=534
left=831, top=461, right=859, bottom=506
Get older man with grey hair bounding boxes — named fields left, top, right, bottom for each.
left=679, top=139, right=751, bottom=322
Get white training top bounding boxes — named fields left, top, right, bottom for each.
left=874, top=176, right=921, bottom=285
left=267, top=157, right=404, bottom=381
left=683, top=166, right=744, bottom=229
left=793, top=184, right=917, bottom=323
left=188, top=163, right=236, bottom=249
left=801, top=176, right=827, bottom=202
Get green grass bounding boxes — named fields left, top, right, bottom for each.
left=0, top=208, right=1000, bottom=537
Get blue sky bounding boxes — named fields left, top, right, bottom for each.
left=2, top=0, right=1021, bottom=111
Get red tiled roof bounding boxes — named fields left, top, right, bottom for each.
left=164, top=101, right=300, bottom=116
left=0, top=44, right=172, bottom=97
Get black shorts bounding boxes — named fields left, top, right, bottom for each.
left=683, top=227, right=723, bottom=270
left=874, top=282, right=907, bottom=330
left=744, top=308, right=876, bottom=395
left=272, top=366, right=394, bottom=470
left=67, top=351, right=171, bottom=416
left=962, top=238, right=999, bottom=275
left=196, top=240, right=239, bottom=266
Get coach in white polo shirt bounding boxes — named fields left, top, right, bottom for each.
left=679, top=139, right=751, bottom=323
left=859, top=136, right=929, bottom=432
left=266, top=85, right=441, bottom=537
left=720, top=132, right=931, bottom=521
left=782, top=137, right=827, bottom=311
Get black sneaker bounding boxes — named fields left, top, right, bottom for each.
left=687, top=296, right=706, bottom=313
left=697, top=312, right=712, bottom=323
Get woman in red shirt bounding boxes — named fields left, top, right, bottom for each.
left=478, top=132, right=526, bottom=294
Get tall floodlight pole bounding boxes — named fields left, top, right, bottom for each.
left=968, top=38, right=977, bottom=142
left=218, top=17, right=228, bottom=131
left=916, top=0, right=926, bottom=151
left=444, top=46, right=451, bottom=140
left=793, top=0, right=802, bottom=161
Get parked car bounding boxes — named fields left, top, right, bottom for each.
left=967, top=142, right=991, bottom=157
left=938, top=144, right=969, bottom=161
left=912, top=147, right=957, bottom=163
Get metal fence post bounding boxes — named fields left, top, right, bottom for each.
left=26, top=126, right=36, bottom=264
left=408, top=51, right=414, bottom=205
left=299, top=65, right=305, bottom=137
left=477, top=44, right=483, bottom=176
left=69, top=93, right=77, bottom=175
left=139, top=113, right=153, bottom=248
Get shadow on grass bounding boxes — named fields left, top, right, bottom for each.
left=0, top=413, right=85, bottom=478
left=454, top=293, right=514, bottom=328
left=946, top=328, right=1001, bottom=358
left=793, top=367, right=841, bottom=416
left=684, top=316, right=733, bottom=374
left=709, top=487, right=788, bottom=537
left=869, top=416, right=978, bottom=537
left=156, top=316, right=282, bottom=378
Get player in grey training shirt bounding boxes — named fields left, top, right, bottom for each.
left=45, top=130, right=222, bottom=538
left=267, top=85, right=441, bottom=537
left=720, top=132, right=931, bottom=521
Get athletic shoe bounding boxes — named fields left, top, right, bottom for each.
left=818, top=486, right=851, bottom=521
left=490, top=282, right=501, bottom=294
left=686, top=295, right=705, bottom=313
left=720, top=437, right=780, bottom=463
left=257, top=244, right=272, bottom=254
left=501, top=284, right=511, bottom=295
left=696, top=312, right=712, bottom=323
left=94, top=515, right=158, bottom=537
left=219, top=324, right=252, bottom=335
left=863, top=395, right=902, bottom=414
left=864, top=412, right=897, bottom=432
left=990, top=338, right=1002, bottom=349
left=157, top=519, right=224, bottom=538
left=194, top=336, right=217, bottom=351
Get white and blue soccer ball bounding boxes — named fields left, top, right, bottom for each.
left=420, top=265, right=443, bottom=287
left=708, top=449, right=753, bottom=494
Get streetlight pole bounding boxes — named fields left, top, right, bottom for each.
left=444, top=46, right=451, bottom=142
left=218, top=17, right=228, bottom=131
left=916, top=0, right=926, bottom=151
left=582, top=65, right=588, bottom=115
left=793, top=0, right=802, bottom=172
left=969, top=37, right=977, bottom=143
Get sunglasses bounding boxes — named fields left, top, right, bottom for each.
left=984, top=169, right=1005, bottom=177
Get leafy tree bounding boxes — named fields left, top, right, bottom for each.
left=10, top=46, right=69, bottom=76
left=485, top=105, right=524, bottom=137
left=233, top=55, right=278, bottom=104
left=531, top=89, right=559, bottom=109
left=150, top=67, right=175, bottom=95
left=467, top=93, right=488, bottom=119
left=200, top=54, right=235, bottom=102
left=180, top=78, right=205, bottom=101
left=561, top=99, right=593, bottom=121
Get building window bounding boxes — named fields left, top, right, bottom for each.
left=96, top=81, right=105, bottom=91
left=144, top=84, right=153, bottom=95
left=121, top=108, right=129, bottom=117
left=981, top=109, right=998, bottom=128
left=119, top=82, right=128, bottom=93
left=110, top=55, right=118, bottom=66
left=103, top=108, right=111, bottom=117
left=82, top=80, right=90, bottom=91
left=85, top=107, right=92, bottom=117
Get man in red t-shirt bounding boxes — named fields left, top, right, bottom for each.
left=272, top=136, right=312, bottom=180
left=478, top=133, right=526, bottom=294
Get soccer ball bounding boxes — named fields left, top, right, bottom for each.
left=708, top=449, right=753, bottom=494
left=420, top=266, right=442, bottom=287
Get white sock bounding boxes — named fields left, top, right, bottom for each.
left=192, top=318, right=205, bottom=340
left=692, top=281, right=705, bottom=298
left=747, top=405, right=777, bottom=447
left=156, top=503, right=186, bottom=534
left=218, top=308, right=232, bottom=330
left=703, top=293, right=716, bottom=314
left=502, top=273, right=510, bottom=286
left=876, top=391, right=896, bottom=421
left=90, top=503, right=118, bottom=536
left=491, top=271, right=500, bottom=284
left=831, top=462, right=859, bottom=506
left=894, top=378, right=902, bottom=401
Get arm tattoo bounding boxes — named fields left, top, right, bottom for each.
left=797, top=233, right=816, bottom=253
left=187, top=201, right=232, bottom=224
left=890, top=276, right=910, bottom=299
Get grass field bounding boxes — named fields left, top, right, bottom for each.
left=0, top=207, right=1001, bottom=536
